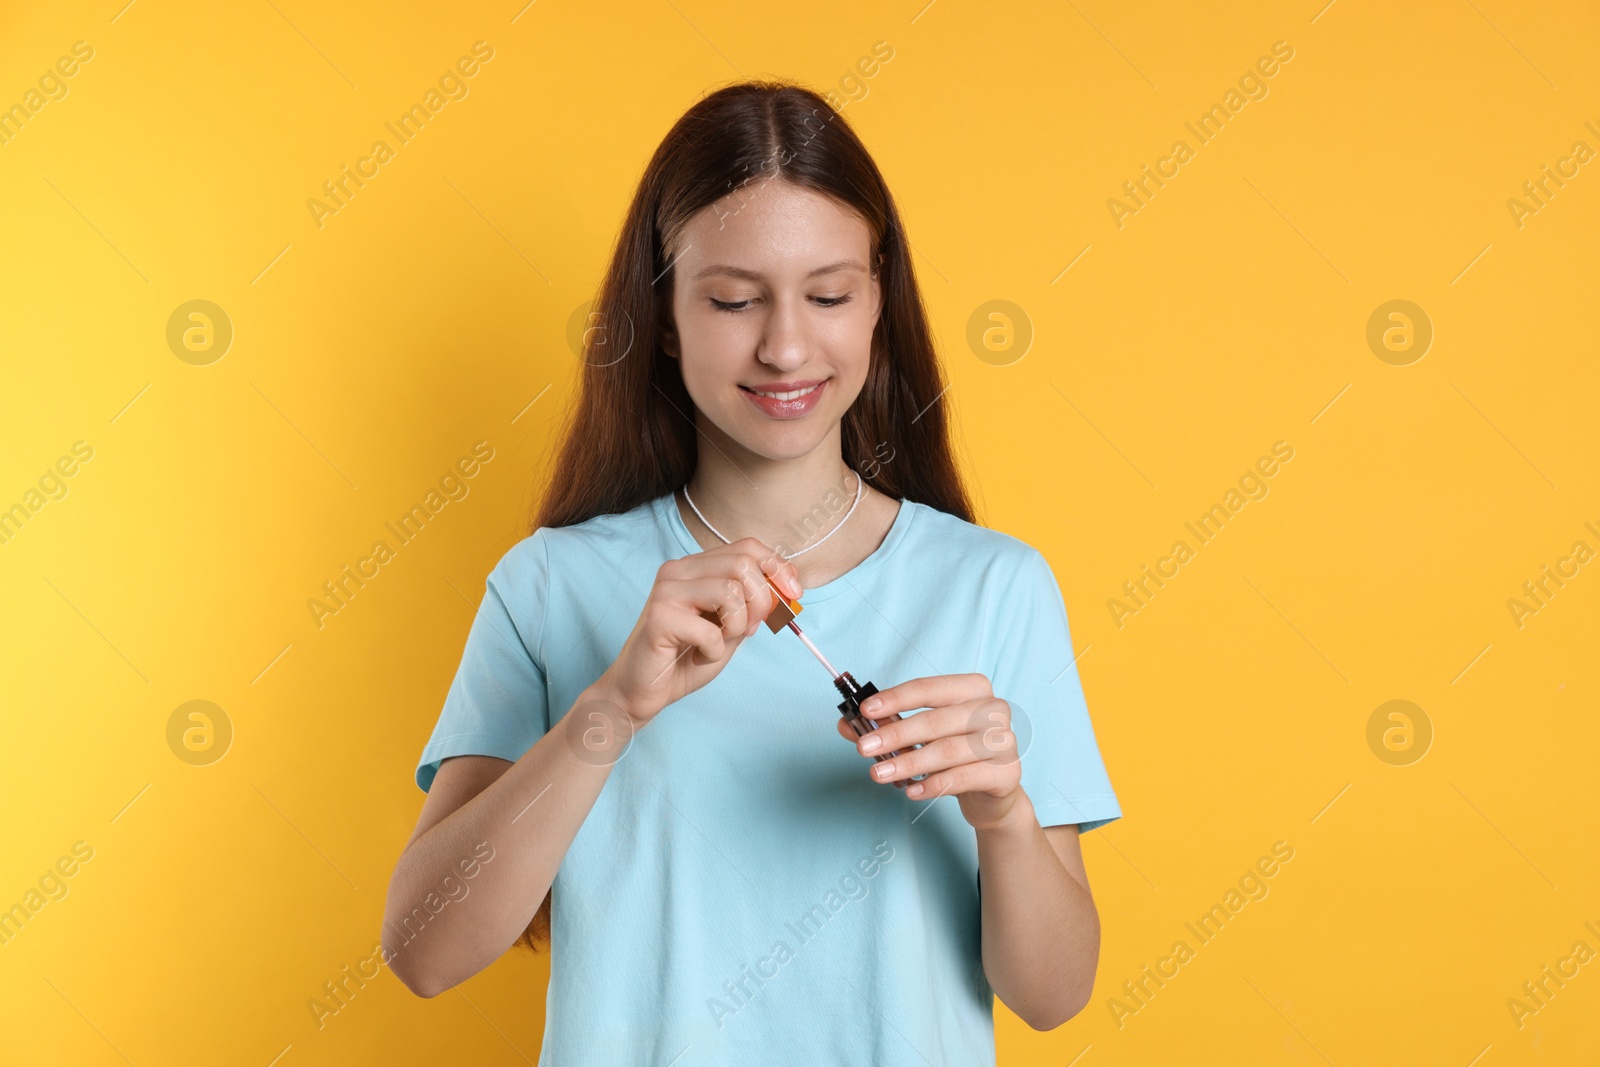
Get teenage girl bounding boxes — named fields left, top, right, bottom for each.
left=383, top=80, right=1120, bottom=1067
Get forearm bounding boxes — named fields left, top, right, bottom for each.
left=382, top=684, right=626, bottom=994
left=976, top=791, right=1100, bottom=1029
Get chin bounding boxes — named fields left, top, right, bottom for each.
left=736, top=430, right=828, bottom=462
left=717, top=413, right=832, bottom=461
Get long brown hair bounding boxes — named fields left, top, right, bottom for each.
left=516, top=78, right=975, bottom=953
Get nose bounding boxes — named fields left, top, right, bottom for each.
left=755, top=295, right=810, bottom=373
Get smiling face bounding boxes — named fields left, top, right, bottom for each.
left=661, top=179, right=883, bottom=463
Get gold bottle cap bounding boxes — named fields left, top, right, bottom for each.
left=762, top=571, right=802, bottom=633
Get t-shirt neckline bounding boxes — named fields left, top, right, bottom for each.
left=653, top=488, right=917, bottom=604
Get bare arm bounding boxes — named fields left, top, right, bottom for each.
left=381, top=681, right=625, bottom=997
left=383, top=539, right=804, bottom=998
left=976, top=806, right=1100, bottom=1029
left=840, top=674, right=1103, bottom=1030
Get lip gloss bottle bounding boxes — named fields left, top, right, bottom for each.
left=832, top=670, right=917, bottom=789
left=762, top=573, right=921, bottom=789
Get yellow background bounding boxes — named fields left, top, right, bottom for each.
left=2, top=0, right=1596, bottom=1063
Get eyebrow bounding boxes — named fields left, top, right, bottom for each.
left=691, top=258, right=867, bottom=282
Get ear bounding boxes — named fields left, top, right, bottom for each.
left=660, top=310, right=681, bottom=360
left=869, top=252, right=886, bottom=319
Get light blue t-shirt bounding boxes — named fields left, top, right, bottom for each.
left=415, top=491, right=1121, bottom=1066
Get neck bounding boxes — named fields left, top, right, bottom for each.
left=683, top=428, right=861, bottom=559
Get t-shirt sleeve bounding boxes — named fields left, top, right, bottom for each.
left=984, top=545, right=1121, bottom=832
left=414, top=532, right=552, bottom=792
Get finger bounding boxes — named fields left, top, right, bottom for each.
left=851, top=702, right=980, bottom=757
left=900, top=759, right=1019, bottom=801
left=859, top=673, right=992, bottom=720
left=730, top=536, right=803, bottom=599
left=663, top=553, right=781, bottom=624
left=658, top=576, right=751, bottom=642
left=668, top=538, right=799, bottom=602
left=866, top=732, right=983, bottom=785
left=712, top=541, right=804, bottom=617
left=835, top=717, right=856, bottom=743
left=965, top=697, right=1021, bottom=766
left=645, top=608, right=727, bottom=682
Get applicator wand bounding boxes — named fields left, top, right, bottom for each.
left=761, top=574, right=920, bottom=789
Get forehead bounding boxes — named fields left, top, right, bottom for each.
left=675, top=180, right=871, bottom=280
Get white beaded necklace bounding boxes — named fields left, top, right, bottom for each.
left=682, top=469, right=863, bottom=560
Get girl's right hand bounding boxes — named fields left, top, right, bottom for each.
left=592, top=537, right=803, bottom=729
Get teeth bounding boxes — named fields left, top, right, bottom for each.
left=750, top=383, right=820, bottom=400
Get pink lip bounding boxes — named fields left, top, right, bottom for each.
left=740, top=379, right=828, bottom=420
left=742, top=378, right=827, bottom=391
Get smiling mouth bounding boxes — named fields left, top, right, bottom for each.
left=740, top=383, right=823, bottom=400
left=738, top=379, right=829, bottom=420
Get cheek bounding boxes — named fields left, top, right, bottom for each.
left=676, top=317, right=750, bottom=395
left=824, top=313, right=876, bottom=384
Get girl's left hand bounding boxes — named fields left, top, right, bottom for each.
left=834, top=673, right=1026, bottom=832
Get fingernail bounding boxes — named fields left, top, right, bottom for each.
left=859, top=735, right=881, bottom=754
left=874, top=762, right=896, bottom=779
left=906, top=782, right=924, bottom=797
left=862, top=697, right=881, bottom=714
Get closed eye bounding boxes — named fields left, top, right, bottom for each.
left=709, top=293, right=855, bottom=313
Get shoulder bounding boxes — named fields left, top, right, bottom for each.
left=488, top=496, right=662, bottom=583
left=894, top=504, right=1070, bottom=672
left=899, top=500, right=1051, bottom=585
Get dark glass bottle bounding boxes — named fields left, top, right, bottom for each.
left=833, top=671, right=922, bottom=789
